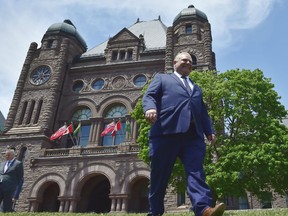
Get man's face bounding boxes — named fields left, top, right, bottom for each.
left=5, top=152, right=14, bottom=161
left=174, top=53, right=193, bottom=76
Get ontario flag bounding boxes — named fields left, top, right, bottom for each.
left=101, top=121, right=115, bottom=136
left=111, top=121, right=121, bottom=137
left=50, top=124, right=73, bottom=141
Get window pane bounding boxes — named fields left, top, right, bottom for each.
left=239, top=196, right=249, bottom=209
left=134, top=75, right=147, bottom=87
left=112, top=51, right=118, bottom=60
left=119, top=50, right=125, bottom=60
left=73, top=80, right=84, bottom=93
left=105, top=105, right=127, bottom=118
left=92, top=79, right=104, bottom=90
left=127, top=50, right=133, bottom=60
left=72, top=108, right=92, bottom=121
left=79, top=125, right=90, bottom=147
left=185, top=24, right=192, bottom=34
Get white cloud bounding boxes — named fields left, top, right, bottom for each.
left=0, top=0, right=284, bottom=117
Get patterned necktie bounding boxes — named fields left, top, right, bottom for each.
left=181, top=75, right=192, bottom=95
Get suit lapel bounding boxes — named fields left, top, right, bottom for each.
left=170, top=73, right=189, bottom=93
left=0, top=162, right=5, bottom=173
left=5, top=159, right=15, bottom=173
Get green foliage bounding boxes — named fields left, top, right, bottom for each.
left=190, top=69, right=288, bottom=199
left=131, top=83, right=151, bottom=164
left=131, top=69, right=288, bottom=201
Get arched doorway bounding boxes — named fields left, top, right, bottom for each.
left=38, top=182, right=60, bottom=212
left=128, top=177, right=149, bottom=213
left=76, top=175, right=111, bottom=213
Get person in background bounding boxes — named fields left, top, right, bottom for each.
left=0, top=149, right=24, bottom=212
left=142, top=51, right=225, bottom=216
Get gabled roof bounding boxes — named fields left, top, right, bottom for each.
left=109, top=27, right=140, bottom=42
left=81, top=18, right=167, bottom=58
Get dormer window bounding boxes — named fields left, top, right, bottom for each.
left=185, top=24, right=192, bottom=34
left=111, top=49, right=133, bottom=61
left=127, top=49, right=133, bottom=60
left=119, top=50, right=126, bottom=60
left=112, top=51, right=118, bottom=61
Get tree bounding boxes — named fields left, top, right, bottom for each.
left=131, top=69, right=288, bottom=201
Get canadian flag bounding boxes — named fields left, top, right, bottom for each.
left=50, top=125, right=67, bottom=141
left=50, top=124, right=73, bottom=141
left=111, top=121, right=122, bottom=137
left=63, top=124, right=73, bottom=135
left=101, top=121, right=116, bottom=136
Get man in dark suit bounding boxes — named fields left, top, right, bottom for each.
left=143, top=52, right=225, bottom=216
left=0, top=149, right=24, bottom=212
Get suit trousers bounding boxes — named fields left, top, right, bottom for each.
left=0, top=187, right=14, bottom=212
left=148, top=125, right=213, bottom=216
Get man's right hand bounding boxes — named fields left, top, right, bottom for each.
left=145, top=109, right=157, bottom=124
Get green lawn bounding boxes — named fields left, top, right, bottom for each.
left=3, top=209, right=288, bottom=216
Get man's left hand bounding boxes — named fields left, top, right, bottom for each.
left=207, top=134, right=216, bottom=145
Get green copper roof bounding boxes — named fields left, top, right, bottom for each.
left=45, top=19, right=87, bottom=49
left=173, top=5, right=208, bottom=24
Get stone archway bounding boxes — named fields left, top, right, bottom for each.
left=38, top=182, right=60, bottom=212
left=76, top=174, right=111, bottom=213
left=128, top=177, right=149, bottom=213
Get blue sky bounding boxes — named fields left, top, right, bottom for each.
left=0, top=0, right=287, bottom=118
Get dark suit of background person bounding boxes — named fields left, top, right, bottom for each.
left=142, top=52, right=225, bottom=216
left=0, top=149, right=24, bottom=212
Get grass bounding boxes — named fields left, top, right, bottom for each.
left=2, top=209, right=288, bottom=216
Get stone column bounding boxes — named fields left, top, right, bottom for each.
left=116, top=198, right=122, bottom=211
left=110, top=198, right=116, bottom=212
left=121, top=195, right=128, bottom=212
left=64, top=200, right=70, bottom=212
left=95, top=117, right=103, bottom=146
left=69, top=199, right=77, bottom=212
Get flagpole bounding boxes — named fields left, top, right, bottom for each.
left=77, top=124, right=81, bottom=146
left=69, top=133, right=76, bottom=146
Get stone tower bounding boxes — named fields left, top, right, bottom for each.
left=4, top=20, right=86, bottom=142
left=165, top=5, right=215, bottom=72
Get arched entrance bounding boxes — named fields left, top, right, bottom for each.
left=38, top=182, right=60, bottom=212
left=128, top=177, right=149, bottom=213
left=76, top=175, right=111, bottom=213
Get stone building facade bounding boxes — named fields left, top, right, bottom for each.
left=0, top=5, right=286, bottom=213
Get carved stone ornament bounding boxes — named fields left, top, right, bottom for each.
left=112, top=76, right=126, bottom=89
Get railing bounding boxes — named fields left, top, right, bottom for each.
left=41, top=143, right=141, bottom=157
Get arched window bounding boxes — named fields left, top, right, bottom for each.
left=71, top=107, right=92, bottom=147
left=191, top=54, right=197, bottom=65
left=102, top=104, right=127, bottom=146
left=18, top=101, right=28, bottom=125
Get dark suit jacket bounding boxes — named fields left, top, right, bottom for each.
left=143, top=73, right=214, bottom=138
left=0, top=159, right=24, bottom=192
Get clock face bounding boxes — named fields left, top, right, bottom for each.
left=30, top=65, right=51, bottom=85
